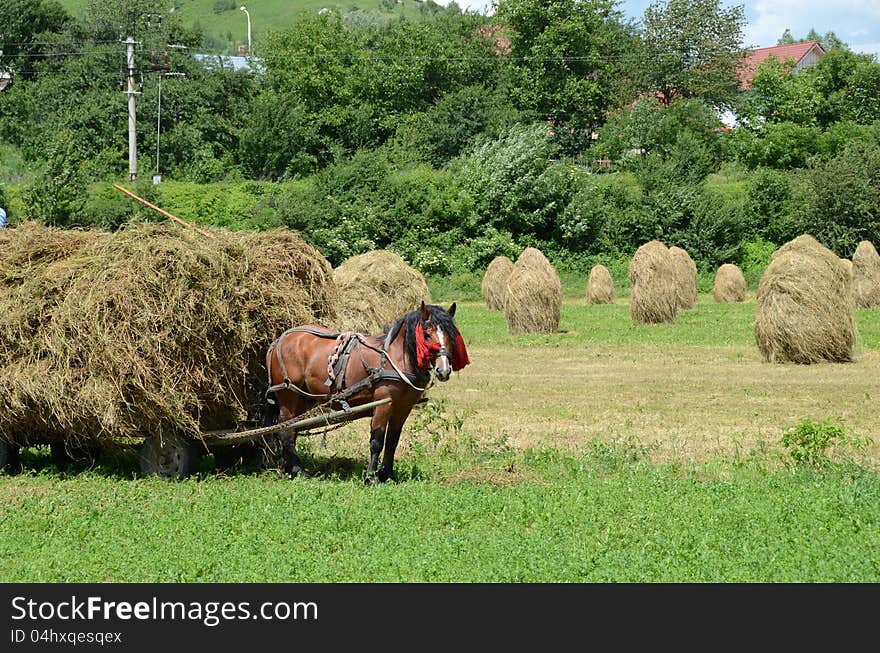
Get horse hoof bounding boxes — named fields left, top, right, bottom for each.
left=377, top=470, right=396, bottom=483
left=288, top=466, right=309, bottom=479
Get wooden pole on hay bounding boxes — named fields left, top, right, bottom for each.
left=112, top=183, right=216, bottom=239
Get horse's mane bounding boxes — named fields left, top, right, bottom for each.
left=383, top=304, right=464, bottom=371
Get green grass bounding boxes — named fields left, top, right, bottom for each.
left=2, top=446, right=878, bottom=582
left=3, top=300, right=879, bottom=582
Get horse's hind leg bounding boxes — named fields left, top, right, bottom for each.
left=275, top=390, right=309, bottom=479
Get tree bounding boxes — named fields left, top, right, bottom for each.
left=494, top=0, right=634, bottom=154
left=0, top=0, right=70, bottom=78
left=636, top=0, right=747, bottom=107
left=777, top=29, right=795, bottom=45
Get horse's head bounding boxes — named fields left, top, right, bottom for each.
left=415, top=301, right=469, bottom=382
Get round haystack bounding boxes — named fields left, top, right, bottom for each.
left=669, top=246, right=697, bottom=310
left=332, top=250, right=431, bottom=334
left=840, top=257, right=853, bottom=279
left=852, top=240, right=880, bottom=308
left=0, top=221, right=338, bottom=449
left=481, top=255, right=515, bottom=311
left=712, top=264, right=747, bottom=303
left=503, top=247, right=562, bottom=334
left=754, top=236, right=856, bottom=364
left=628, top=240, right=677, bottom=324
left=586, top=264, right=615, bottom=305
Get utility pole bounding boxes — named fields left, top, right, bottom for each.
left=124, top=36, right=139, bottom=182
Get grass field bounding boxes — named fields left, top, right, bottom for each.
left=2, top=297, right=879, bottom=582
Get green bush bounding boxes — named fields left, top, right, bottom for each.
left=740, top=237, right=777, bottom=288
left=455, top=123, right=578, bottom=238
left=803, top=137, right=880, bottom=256
left=155, top=181, right=284, bottom=231
left=781, top=419, right=871, bottom=470
left=742, top=167, right=800, bottom=244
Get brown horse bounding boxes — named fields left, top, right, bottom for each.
left=263, top=301, right=469, bottom=483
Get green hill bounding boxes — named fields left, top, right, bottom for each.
left=57, top=0, right=441, bottom=55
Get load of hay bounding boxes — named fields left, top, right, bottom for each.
left=669, top=246, right=697, bottom=310
left=332, top=249, right=431, bottom=334
left=585, top=264, right=615, bottom=304
left=628, top=240, right=677, bottom=324
left=481, top=255, right=515, bottom=311
left=852, top=240, right=880, bottom=308
left=0, top=221, right=338, bottom=449
left=503, top=247, right=562, bottom=334
left=754, top=234, right=856, bottom=364
left=712, top=263, right=747, bottom=303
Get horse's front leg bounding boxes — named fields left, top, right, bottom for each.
left=378, top=416, right=406, bottom=483
left=365, top=406, right=391, bottom=485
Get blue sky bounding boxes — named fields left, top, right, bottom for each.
left=451, top=0, right=880, bottom=59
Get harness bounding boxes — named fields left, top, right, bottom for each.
left=264, top=323, right=433, bottom=412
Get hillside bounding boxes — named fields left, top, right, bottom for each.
left=57, top=0, right=445, bottom=55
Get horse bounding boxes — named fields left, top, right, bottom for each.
left=263, top=301, right=469, bottom=483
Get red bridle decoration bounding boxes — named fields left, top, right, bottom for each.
left=451, top=332, right=470, bottom=371
left=415, top=322, right=470, bottom=371
left=415, top=322, right=442, bottom=369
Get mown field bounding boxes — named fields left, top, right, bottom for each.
left=1, top=297, right=879, bottom=582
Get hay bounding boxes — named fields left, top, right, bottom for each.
left=712, top=264, right=747, bottom=303
left=669, top=246, right=697, bottom=310
left=0, top=221, right=338, bottom=448
left=754, top=235, right=856, bottom=364
left=332, top=250, right=431, bottom=334
left=481, top=255, right=515, bottom=311
left=585, top=264, right=615, bottom=304
left=503, top=247, right=562, bottom=334
left=852, top=240, right=880, bottom=308
left=628, top=240, right=677, bottom=324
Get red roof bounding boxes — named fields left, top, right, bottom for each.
left=739, top=41, right=825, bottom=89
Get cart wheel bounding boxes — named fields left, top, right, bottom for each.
left=51, top=441, right=99, bottom=468
left=0, top=440, right=20, bottom=473
left=139, top=435, right=201, bottom=480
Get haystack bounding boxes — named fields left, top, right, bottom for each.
left=852, top=240, right=880, bottom=308
left=754, top=235, right=856, bottom=364
left=332, top=250, right=431, bottom=334
left=0, top=221, right=338, bottom=449
left=586, top=264, right=615, bottom=304
left=481, top=255, right=515, bottom=311
left=712, top=264, right=747, bottom=303
left=503, top=247, right=562, bottom=334
left=669, top=246, right=697, bottom=310
left=629, top=240, right=677, bottom=324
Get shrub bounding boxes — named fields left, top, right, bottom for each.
left=455, top=123, right=576, bottom=237
left=781, top=419, right=870, bottom=469
left=803, top=138, right=880, bottom=256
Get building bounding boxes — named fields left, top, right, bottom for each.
left=738, top=40, right=826, bottom=89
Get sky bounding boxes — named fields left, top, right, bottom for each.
left=449, top=0, right=880, bottom=60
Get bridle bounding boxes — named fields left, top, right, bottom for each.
left=425, top=319, right=451, bottom=380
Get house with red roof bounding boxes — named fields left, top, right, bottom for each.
left=739, top=40, right=826, bottom=89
